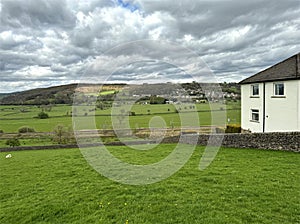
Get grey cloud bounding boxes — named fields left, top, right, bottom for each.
left=142, top=0, right=299, bottom=36
left=1, top=0, right=76, bottom=29
left=0, top=0, right=300, bottom=93
left=0, top=51, right=37, bottom=70
left=0, top=32, right=26, bottom=50
left=69, top=0, right=115, bottom=14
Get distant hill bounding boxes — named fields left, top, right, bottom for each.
left=0, top=83, right=125, bottom=105
left=0, top=93, right=10, bottom=100
left=0, top=82, right=240, bottom=105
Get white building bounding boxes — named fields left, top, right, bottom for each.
left=240, top=53, right=300, bottom=133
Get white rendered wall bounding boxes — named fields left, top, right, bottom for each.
left=298, top=80, right=300, bottom=131
left=241, top=80, right=300, bottom=133
left=264, top=80, right=299, bottom=132
left=241, top=84, right=263, bottom=132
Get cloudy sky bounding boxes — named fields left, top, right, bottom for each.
left=0, top=0, right=300, bottom=93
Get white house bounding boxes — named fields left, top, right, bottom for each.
left=239, top=52, right=300, bottom=133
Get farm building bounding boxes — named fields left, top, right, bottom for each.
left=239, top=52, right=300, bottom=133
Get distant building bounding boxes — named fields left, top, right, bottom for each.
left=239, top=52, right=300, bottom=133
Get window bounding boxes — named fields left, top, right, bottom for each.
left=274, top=83, right=284, bottom=96
left=251, top=84, right=259, bottom=96
left=251, top=109, right=259, bottom=122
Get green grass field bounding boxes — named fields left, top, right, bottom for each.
left=0, top=144, right=299, bottom=223
left=0, top=101, right=240, bottom=133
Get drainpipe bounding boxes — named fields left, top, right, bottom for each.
left=297, top=54, right=300, bottom=130
left=263, top=82, right=266, bottom=133
left=296, top=53, right=300, bottom=78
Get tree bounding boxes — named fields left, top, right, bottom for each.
left=38, top=111, right=49, bottom=119
left=52, top=125, right=74, bottom=144
left=53, top=125, right=66, bottom=144
left=6, top=138, right=20, bottom=147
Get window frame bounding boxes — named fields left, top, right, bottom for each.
left=250, top=109, right=259, bottom=122
left=250, top=84, right=259, bottom=97
left=273, top=82, right=285, bottom=96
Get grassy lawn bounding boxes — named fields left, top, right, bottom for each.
left=0, top=145, right=299, bottom=223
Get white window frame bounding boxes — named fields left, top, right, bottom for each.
left=251, top=84, right=259, bottom=96
left=251, top=109, right=259, bottom=122
left=274, top=83, right=284, bottom=96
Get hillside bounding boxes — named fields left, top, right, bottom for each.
left=0, top=82, right=240, bottom=105
left=0, top=84, right=125, bottom=105
left=0, top=93, right=10, bottom=100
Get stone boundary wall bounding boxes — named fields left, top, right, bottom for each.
left=162, top=132, right=300, bottom=152
left=1, top=132, right=299, bottom=152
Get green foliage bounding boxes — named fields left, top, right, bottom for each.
left=225, top=124, right=241, bottom=133
left=37, top=111, right=49, bottom=119
left=149, top=96, right=167, bottom=104
left=18, top=126, right=35, bottom=133
left=0, top=130, right=3, bottom=134
left=5, top=138, right=20, bottom=147
left=129, top=111, right=136, bottom=116
left=52, top=125, right=74, bottom=144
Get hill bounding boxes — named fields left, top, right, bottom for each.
left=0, top=84, right=125, bottom=105
left=0, top=93, right=10, bottom=100
left=0, top=82, right=240, bottom=105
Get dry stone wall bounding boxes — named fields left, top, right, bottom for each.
left=162, top=132, right=300, bottom=152
left=1, top=132, right=299, bottom=152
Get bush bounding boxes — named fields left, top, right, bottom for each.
left=38, top=111, right=49, bottom=119
left=18, top=126, right=35, bottom=133
left=149, top=96, right=167, bottom=104
left=52, top=125, right=75, bottom=144
left=6, top=138, right=20, bottom=147
left=129, top=111, right=136, bottom=116
left=0, top=130, right=3, bottom=134
left=225, top=124, right=241, bottom=133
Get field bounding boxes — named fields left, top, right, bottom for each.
left=0, top=101, right=240, bottom=133
left=0, top=144, right=299, bottom=223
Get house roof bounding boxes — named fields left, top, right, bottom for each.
left=239, top=52, right=300, bottom=84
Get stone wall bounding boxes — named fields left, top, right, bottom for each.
left=162, top=132, right=300, bottom=152
left=1, top=132, right=299, bottom=152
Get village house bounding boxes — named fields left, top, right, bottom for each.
left=239, top=52, right=300, bottom=133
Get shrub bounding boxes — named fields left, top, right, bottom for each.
left=38, top=111, right=49, bottom=119
left=18, top=126, right=35, bottom=133
left=149, top=96, right=167, bottom=104
left=0, top=130, right=3, bottom=134
left=129, top=111, right=136, bottom=116
left=52, top=125, right=75, bottom=144
left=6, top=138, right=20, bottom=147
left=225, top=124, right=241, bottom=133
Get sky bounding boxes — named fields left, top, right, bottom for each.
left=0, top=0, right=300, bottom=93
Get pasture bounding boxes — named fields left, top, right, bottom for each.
left=0, top=101, right=240, bottom=133
left=0, top=144, right=299, bottom=223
